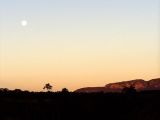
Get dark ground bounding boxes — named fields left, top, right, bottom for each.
left=0, top=90, right=160, bottom=120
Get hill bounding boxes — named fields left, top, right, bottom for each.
left=75, top=78, right=160, bottom=93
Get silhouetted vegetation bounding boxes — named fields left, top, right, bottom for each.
left=61, top=88, right=69, bottom=93
left=43, top=83, right=53, bottom=92
left=122, top=85, right=137, bottom=94
left=0, top=88, right=160, bottom=120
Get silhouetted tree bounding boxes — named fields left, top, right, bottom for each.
left=0, top=88, right=9, bottom=92
left=122, top=85, right=137, bottom=94
left=14, top=89, right=22, bottom=92
left=43, top=83, right=53, bottom=92
left=62, top=88, right=69, bottom=93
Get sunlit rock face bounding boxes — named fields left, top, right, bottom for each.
left=105, top=79, right=147, bottom=90
left=75, top=78, right=160, bottom=93
left=148, top=78, right=160, bottom=89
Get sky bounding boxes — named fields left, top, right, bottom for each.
left=0, top=0, right=160, bottom=91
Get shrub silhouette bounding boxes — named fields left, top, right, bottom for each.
left=0, top=88, right=9, bottom=92
left=122, top=85, right=137, bottom=94
left=62, top=88, right=69, bottom=93
left=14, top=89, right=22, bottom=92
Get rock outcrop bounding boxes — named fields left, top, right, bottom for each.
left=75, top=78, right=160, bottom=93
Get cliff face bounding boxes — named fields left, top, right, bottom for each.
left=75, top=78, right=160, bottom=93
left=105, top=79, right=148, bottom=90
left=147, top=78, right=160, bottom=90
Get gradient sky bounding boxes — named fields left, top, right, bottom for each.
left=0, top=0, right=160, bottom=91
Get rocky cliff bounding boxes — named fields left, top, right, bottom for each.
left=75, top=78, right=160, bottom=93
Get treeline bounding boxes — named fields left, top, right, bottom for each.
left=1, top=88, right=160, bottom=120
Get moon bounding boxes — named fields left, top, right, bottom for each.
left=21, top=20, right=28, bottom=27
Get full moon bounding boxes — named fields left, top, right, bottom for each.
left=21, top=20, right=28, bottom=26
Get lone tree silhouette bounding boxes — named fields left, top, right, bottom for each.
left=43, top=83, right=53, bottom=92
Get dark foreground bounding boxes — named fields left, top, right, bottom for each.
left=0, top=91, right=160, bottom=120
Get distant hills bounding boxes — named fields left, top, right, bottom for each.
left=75, top=78, right=160, bottom=93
